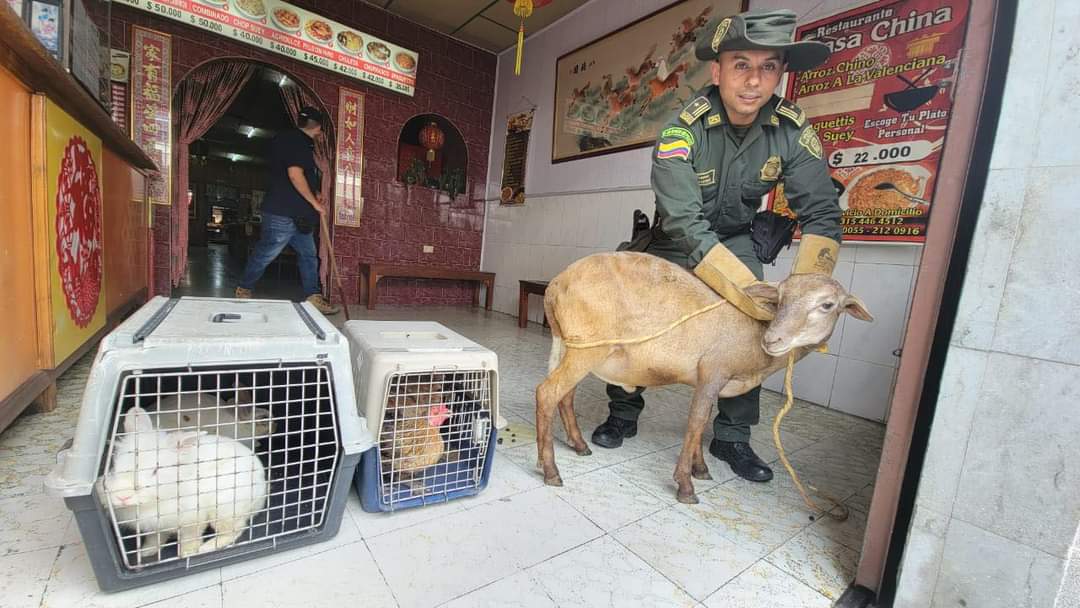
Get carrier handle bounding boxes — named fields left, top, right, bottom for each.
left=133, top=298, right=179, bottom=343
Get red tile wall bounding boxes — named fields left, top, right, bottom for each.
left=114, top=1, right=495, bottom=306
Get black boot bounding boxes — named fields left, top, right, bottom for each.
left=710, top=440, right=773, bottom=482
left=591, top=416, right=638, bottom=449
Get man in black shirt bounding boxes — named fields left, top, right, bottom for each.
left=235, top=106, right=339, bottom=315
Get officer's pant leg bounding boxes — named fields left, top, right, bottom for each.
left=607, top=384, right=645, bottom=421
left=713, top=233, right=763, bottom=442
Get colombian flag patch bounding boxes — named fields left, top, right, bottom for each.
left=657, top=139, right=690, bottom=161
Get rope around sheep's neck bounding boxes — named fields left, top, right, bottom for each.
left=776, top=351, right=850, bottom=522
left=560, top=304, right=848, bottom=522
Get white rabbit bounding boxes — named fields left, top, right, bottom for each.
left=148, top=389, right=275, bottom=449
left=100, top=406, right=269, bottom=560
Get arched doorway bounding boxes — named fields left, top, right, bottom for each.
left=160, top=58, right=335, bottom=300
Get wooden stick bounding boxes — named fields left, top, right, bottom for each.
left=320, top=216, right=351, bottom=321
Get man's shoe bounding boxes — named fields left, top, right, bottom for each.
left=306, top=294, right=341, bottom=315
left=710, top=440, right=773, bottom=482
left=591, top=416, right=638, bottom=449
left=235, top=287, right=252, bottom=299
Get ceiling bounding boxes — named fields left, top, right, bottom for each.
left=193, top=68, right=295, bottom=165
left=369, top=0, right=591, bottom=53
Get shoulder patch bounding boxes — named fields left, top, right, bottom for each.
left=679, top=96, right=711, bottom=125
left=798, top=126, right=823, bottom=159
left=776, top=99, right=806, bottom=127
left=661, top=126, right=695, bottom=146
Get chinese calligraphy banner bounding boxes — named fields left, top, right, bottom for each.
left=500, top=109, right=533, bottom=205
left=115, top=0, right=418, bottom=97
left=334, top=88, right=364, bottom=228
left=770, top=0, right=970, bottom=243
left=131, top=26, right=171, bottom=206
left=552, top=0, right=743, bottom=163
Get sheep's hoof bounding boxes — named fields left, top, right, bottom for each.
left=676, top=492, right=699, bottom=505
left=575, top=446, right=592, bottom=457
left=544, top=474, right=564, bottom=487
left=691, top=465, right=712, bottom=480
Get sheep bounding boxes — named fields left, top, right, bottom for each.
left=534, top=251, right=873, bottom=504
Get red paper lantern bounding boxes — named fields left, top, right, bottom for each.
left=418, top=121, right=445, bottom=162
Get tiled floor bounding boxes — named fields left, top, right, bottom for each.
left=0, top=303, right=885, bottom=608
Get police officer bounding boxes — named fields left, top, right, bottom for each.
left=591, top=9, right=843, bottom=483
left=235, top=106, right=340, bottom=315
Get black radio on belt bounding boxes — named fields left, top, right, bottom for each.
left=750, top=211, right=797, bottom=265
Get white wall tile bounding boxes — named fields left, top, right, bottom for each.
left=762, top=351, right=837, bottom=406
left=933, top=519, right=1064, bottom=608
left=892, top=504, right=949, bottom=608
left=840, top=263, right=913, bottom=367
left=1033, top=0, right=1080, bottom=167
left=953, top=352, right=1080, bottom=559
left=829, top=358, right=896, bottom=422
left=914, top=347, right=988, bottom=516
left=854, top=244, right=921, bottom=266
left=951, top=168, right=1025, bottom=351
left=988, top=0, right=1054, bottom=169
left=993, top=167, right=1080, bottom=366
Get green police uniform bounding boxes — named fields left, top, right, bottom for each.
left=606, top=86, right=842, bottom=442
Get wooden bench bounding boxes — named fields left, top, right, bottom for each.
left=358, top=263, right=495, bottom=310
left=518, top=280, right=549, bottom=328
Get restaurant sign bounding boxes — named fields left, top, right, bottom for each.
left=115, top=0, right=419, bottom=96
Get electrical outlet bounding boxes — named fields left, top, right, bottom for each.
left=422, top=245, right=434, bottom=253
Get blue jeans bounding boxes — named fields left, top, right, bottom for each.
left=239, top=212, right=320, bottom=296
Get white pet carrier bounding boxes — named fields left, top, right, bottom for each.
left=45, top=297, right=372, bottom=592
left=344, top=321, right=499, bottom=512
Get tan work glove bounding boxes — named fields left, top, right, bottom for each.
left=693, top=243, right=775, bottom=321
left=792, top=234, right=840, bottom=275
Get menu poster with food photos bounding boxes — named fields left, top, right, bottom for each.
left=334, top=88, right=364, bottom=228
left=768, top=0, right=970, bottom=243
left=114, top=0, right=418, bottom=96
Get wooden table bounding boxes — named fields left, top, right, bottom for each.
left=359, top=263, right=494, bottom=310
left=518, top=280, right=549, bottom=328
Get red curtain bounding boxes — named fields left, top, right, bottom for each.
left=278, top=83, right=334, bottom=290
left=172, top=61, right=256, bottom=286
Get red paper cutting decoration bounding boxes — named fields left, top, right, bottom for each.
left=55, top=136, right=103, bottom=328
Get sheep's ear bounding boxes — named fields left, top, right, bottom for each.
left=745, top=282, right=779, bottom=304
left=843, top=294, right=874, bottom=322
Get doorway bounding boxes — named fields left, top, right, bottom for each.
left=171, top=63, right=330, bottom=301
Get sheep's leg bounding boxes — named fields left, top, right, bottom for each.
left=557, top=390, right=591, bottom=456
left=536, top=347, right=607, bottom=487
left=674, top=379, right=723, bottom=504
left=691, top=441, right=712, bottom=481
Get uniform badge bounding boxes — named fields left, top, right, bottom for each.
left=798, top=127, right=823, bottom=160
left=680, top=96, right=711, bottom=125
left=706, top=114, right=723, bottom=127
left=711, top=18, right=732, bottom=53
left=697, top=169, right=716, bottom=186
left=661, top=126, right=695, bottom=146
left=657, top=139, right=691, bottom=161
left=760, top=156, right=781, bottom=181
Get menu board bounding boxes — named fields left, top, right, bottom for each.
left=114, top=0, right=418, bottom=96
left=70, top=0, right=106, bottom=108
left=499, top=110, right=533, bottom=205
left=769, top=0, right=970, bottom=243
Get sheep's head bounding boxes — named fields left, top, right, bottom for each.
left=746, top=274, right=873, bottom=357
